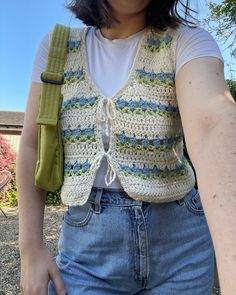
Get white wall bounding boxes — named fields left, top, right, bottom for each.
left=1, top=134, right=21, bottom=152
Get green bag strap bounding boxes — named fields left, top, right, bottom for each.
left=36, top=24, right=70, bottom=126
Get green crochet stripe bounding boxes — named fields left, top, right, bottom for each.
left=63, top=75, right=85, bottom=85
left=144, top=41, right=172, bottom=53
left=64, top=170, right=91, bottom=177
left=63, top=136, right=96, bottom=144
left=115, top=106, right=179, bottom=118
left=135, top=75, right=175, bottom=87
left=62, top=100, right=99, bottom=112
left=121, top=168, right=187, bottom=180
left=115, top=139, right=181, bottom=153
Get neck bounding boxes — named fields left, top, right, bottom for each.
left=100, top=11, right=147, bottom=40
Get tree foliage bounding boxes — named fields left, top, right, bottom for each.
left=227, top=79, right=236, bottom=100
left=204, top=0, right=236, bottom=59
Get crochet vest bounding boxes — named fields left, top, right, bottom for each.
left=59, top=26, right=196, bottom=206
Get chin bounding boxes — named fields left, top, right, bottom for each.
left=108, top=0, right=151, bottom=15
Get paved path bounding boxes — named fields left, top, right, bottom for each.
left=0, top=206, right=64, bottom=294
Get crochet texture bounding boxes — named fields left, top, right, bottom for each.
left=59, top=26, right=196, bottom=206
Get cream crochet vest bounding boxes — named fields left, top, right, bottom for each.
left=59, top=26, right=196, bottom=206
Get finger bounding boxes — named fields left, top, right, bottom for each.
left=49, top=263, right=67, bottom=295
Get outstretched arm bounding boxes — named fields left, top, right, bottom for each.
left=176, top=57, right=236, bottom=295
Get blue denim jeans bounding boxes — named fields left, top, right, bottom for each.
left=48, top=186, right=215, bottom=294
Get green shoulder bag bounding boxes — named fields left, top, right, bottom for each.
left=35, top=24, right=70, bottom=192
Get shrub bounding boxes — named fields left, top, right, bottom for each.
left=46, top=189, right=62, bottom=206
left=5, top=164, right=17, bottom=206
left=0, top=136, right=16, bottom=204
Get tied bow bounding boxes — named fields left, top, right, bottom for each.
left=97, top=98, right=116, bottom=137
left=90, top=151, right=117, bottom=187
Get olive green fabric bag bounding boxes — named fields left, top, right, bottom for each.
left=35, top=24, right=70, bottom=192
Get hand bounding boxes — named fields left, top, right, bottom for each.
left=20, top=244, right=67, bottom=295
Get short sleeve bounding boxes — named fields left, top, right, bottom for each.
left=176, top=25, right=224, bottom=75
left=31, top=33, right=50, bottom=83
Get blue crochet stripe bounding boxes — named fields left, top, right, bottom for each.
left=144, top=34, right=173, bottom=52
left=119, top=159, right=188, bottom=180
left=64, top=160, right=91, bottom=177
left=116, top=132, right=182, bottom=151
left=63, top=68, right=85, bottom=84
left=116, top=98, right=179, bottom=117
left=67, top=40, right=81, bottom=53
left=135, top=68, right=175, bottom=87
left=61, top=96, right=98, bottom=112
left=62, top=125, right=96, bottom=144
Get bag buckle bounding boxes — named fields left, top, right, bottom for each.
left=40, top=71, right=64, bottom=85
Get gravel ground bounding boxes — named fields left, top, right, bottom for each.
left=0, top=206, right=221, bottom=295
left=0, top=206, right=65, bottom=295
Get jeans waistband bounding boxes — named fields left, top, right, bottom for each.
left=88, top=186, right=144, bottom=207
left=88, top=186, right=197, bottom=207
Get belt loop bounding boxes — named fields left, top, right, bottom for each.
left=176, top=198, right=184, bottom=206
left=94, top=187, right=103, bottom=214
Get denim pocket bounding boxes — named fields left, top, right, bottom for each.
left=183, top=189, right=205, bottom=215
left=63, top=201, right=93, bottom=227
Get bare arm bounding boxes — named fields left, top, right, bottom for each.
left=17, top=82, right=66, bottom=295
left=176, top=57, right=236, bottom=295
left=17, top=82, right=47, bottom=253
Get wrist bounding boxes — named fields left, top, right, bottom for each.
left=19, top=240, right=45, bottom=257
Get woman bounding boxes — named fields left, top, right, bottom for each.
left=17, top=0, right=236, bottom=294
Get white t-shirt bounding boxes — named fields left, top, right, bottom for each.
left=31, top=25, right=224, bottom=189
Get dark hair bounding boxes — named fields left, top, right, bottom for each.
left=67, top=0, right=196, bottom=31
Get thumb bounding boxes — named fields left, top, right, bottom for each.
left=49, top=262, right=67, bottom=295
